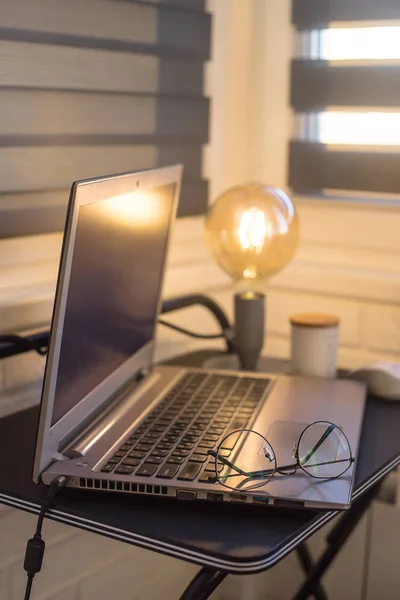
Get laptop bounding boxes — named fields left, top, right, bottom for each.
left=33, top=165, right=366, bottom=510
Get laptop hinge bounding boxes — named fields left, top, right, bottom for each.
left=52, top=452, right=70, bottom=462
left=63, top=369, right=159, bottom=459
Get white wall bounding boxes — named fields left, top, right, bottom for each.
left=1, top=1, right=400, bottom=599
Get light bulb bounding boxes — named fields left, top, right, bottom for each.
left=204, top=183, right=299, bottom=284
left=237, top=207, right=268, bottom=253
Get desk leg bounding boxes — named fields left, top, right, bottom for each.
left=292, top=484, right=380, bottom=600
left=296, top=545, right=328, bottom=600
left=178, top=567, right=227, bottom=600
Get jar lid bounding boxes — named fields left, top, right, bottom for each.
left=289, top=313, right=340, bottom=328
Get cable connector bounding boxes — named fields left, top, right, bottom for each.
left=23, top=536, right=45, bottom=577
left=23, top=475, right=68, bottom=600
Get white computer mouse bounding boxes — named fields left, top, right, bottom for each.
left=350, top=362, right=400, bottom=401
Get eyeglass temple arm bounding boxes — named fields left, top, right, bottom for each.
left=228, top=458, right=355, bottom=480
left=207, top=450, right=248, bottom=476
left=300, top=424, right=336, bottom=465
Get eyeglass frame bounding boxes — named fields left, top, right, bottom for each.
left=207, top=420, right=355, bottom=491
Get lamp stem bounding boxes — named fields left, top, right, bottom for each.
left=234, top=291, right=265, bottom=371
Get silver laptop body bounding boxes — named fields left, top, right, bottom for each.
left=34, top=165, right=366, bottom=510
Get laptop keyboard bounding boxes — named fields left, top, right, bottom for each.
left=100, top=371, right=270, bottom=483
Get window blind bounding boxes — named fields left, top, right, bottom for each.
left=0, top=0, right=210, bottom=238
left=289, top=0, right=400, bottom=196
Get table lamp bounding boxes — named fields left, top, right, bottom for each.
left=204, top=183, right=299, bottom=371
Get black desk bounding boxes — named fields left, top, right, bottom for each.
left=1, top=351, right=399, bottom=600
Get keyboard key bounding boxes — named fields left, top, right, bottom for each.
left=156, top=442, right=173, bottom=450
left=144, top=432, right=159, bottom=440
left=197, top=440, right=215, bottom=449
left=147, top=456, right=163, bottom=464
left=205, top=460, right=223, bottom=473
left=114, top=451, right=126, bottom=458
left=115, top=464, right=135, bottom=474
left=199, top=474, right=215, bottom=484
left=108, top=457, right=121, bottom=464
left=163, top=435, right=179, bottom=443
left=171, top=449, right=190, bottom=458
left=190, top=454, right=207, bottom=463
left=194, top=447, right=209, bottom=456
left=157, top=418, right=173, bottom=425
left=202, top=434, right=219, bottom=442
left=220, top=431, right=241, bottom=450
left=177, top=462, right=202, bottom=481
left=151, top=448, right=169, bottom=457
left=134, top=443, right=152, bottom=451
left=122, top=457, right=141, bottom=466
left=176, top=442, right=195, bottom=450
left=191, top=423, right=206, bottom=431
left=170, top=428, right=185, bottom=436
left=101, top=463, right=115, bottom=473
left=142, top=435, right=159, bottom=444
left=120, top=444, right=133, bottom=451
left=188, top=428, right=204, bottom=436
left=207, top=427, right=224, bottom=435
left=218, top=449, right=231, bottom=457
left=228, top=418, right=248, bottom=430
left=182, top=435, right=198, bottom=442
left=157, top=463, right=180, bottom=479
left=128, top=450, right=147, bottom=459
left=136, top=463, right=158, bottom=477
left=167, top=456, right=185, bottom=465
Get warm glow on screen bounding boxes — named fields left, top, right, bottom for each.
left=99, top=190, right=163, bottom=226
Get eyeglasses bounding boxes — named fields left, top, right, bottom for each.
left=207, top=421, right=355, bottom=492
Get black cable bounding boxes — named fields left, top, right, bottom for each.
left=158, top=318, right=228, bottom=340
left=0, top=296, right=234, bottom=360
left=23, top=476, right=68, bottom=600
left=0, top=334, right=48, bottom=357
left=161, top=295, right=235, bottom=353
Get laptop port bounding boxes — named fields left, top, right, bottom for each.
left=176, top=490, right=197, bottom=500
left=207, top=492, right=223, bottom=502
left=252, top=496, right=269, bottom=505
left=273, top=499, right=304, bottom=508
left=228, top=493, right=246, bottom=503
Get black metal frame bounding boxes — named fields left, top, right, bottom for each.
left=0, top=293, right=382, bottom=600
left=177, top=482, right=381, bottom=600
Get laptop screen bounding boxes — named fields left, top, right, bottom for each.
left=50, top=183, right=176, bottom=426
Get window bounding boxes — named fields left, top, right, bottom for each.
left=289, top=0, right=400, bottom=196
left=0, top=0, right=211, bottom=239
left=318, top=26, right=400, bottom=147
